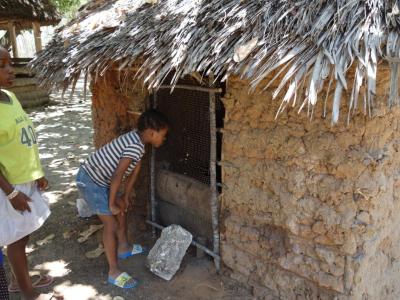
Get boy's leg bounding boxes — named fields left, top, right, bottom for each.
left=116, top=212, right=130, bottom=254
left=98, top=214, right=137, bottom=288
left=7, top=235, right=35, bottom=299
left=98, top=215, right=121, bottom=277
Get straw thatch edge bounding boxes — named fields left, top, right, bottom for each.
left=31, top=0, right=400, bottom=123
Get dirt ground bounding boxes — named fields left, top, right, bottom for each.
left=5, top=80, right=253, bottom=300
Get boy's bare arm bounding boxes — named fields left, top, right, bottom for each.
left=109, top=157, right=133, bottom=214
left=124, top=160, right=142, bottom=207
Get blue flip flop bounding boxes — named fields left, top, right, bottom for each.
left=118, top=244, right=147, bottom=260
left=108, top=272, right=138, bottom=289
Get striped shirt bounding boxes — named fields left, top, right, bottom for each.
left=82, top=131, right=145, bottom=187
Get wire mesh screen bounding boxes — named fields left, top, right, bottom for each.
left=153, top=78, right=225, bottom=246
left=155, top=87, right=215, bottom=185
left=154, top=74, right=225, bottom=186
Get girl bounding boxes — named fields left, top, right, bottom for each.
left=0, top=47, right=62, bottom=300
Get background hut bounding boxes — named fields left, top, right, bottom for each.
left=0, top=0, right=60, bottom=107
left=32, top=1, right=400, bottom=299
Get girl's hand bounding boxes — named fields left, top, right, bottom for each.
left=10, top=192, right=32, bottom=212
left=36, top=177, right=49, bottom=191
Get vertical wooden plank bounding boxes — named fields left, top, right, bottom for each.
left=209, top=73, right=220, bottom=272
left=150, top=92, right=158, bottom=237
left=32, top=22, right=42, bottom=53
left=7, top=22, right=18, bottom=58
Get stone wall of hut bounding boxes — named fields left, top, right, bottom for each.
left=91, top=70, right=150, bottom=230
left=220, top=68, right=400, bottom=299
left=90, top=66, right=400, bottom=299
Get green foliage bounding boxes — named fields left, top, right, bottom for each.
left=50, top=0, right=88, bottom=18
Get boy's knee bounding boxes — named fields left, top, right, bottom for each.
left=116, top=221, right=126, bottom=232
left=103, top=218, right=118, bottom=232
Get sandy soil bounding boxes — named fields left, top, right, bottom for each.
left=5, top=81, right=252, bottom=300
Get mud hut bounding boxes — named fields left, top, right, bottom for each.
left=32, top=1, right=400, bottom=299
left=0, top=0, right=60, bottom=107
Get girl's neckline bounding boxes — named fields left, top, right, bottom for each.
left=0, top=90, right=12, bottom=105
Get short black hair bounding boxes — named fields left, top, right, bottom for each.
left=137, top=109, right=169, bottom=132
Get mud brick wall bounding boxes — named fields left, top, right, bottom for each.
left=91, top=70, right=149, bottom=226
left=220, top=68, right=400, bottom=299
left=91, top=70, right=148, bottom=147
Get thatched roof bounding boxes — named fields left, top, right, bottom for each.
left=32, top=0, right=400, bottom=123
left=0, top=0, right=60, bottom=26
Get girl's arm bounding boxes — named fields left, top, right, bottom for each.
left=109, top=157, right=132, bottom=215
left=0, top=171, right=32, bottom=212
left=123, top=160, right=142, bottom=209
left=0, top=172, right=13, bottom=195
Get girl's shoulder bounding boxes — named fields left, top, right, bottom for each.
left=0, top=89, right=20, bottom=105
left=1, top=89, right=16, bottom=97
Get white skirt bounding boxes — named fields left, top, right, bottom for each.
left=0, top=182, right=51, bottom=246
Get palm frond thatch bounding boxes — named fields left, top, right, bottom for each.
left=0, top=0, right=60, bottom=25
left=31, top=0, right=400, bottom=123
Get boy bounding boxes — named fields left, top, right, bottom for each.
left=76, top=109, right=168, bottom=288
left=0, top=47, right=62, bottom=300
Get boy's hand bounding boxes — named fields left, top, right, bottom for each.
left=36, top=177, right=49, bottom=191
left=118, top=197, right=130, bottom=215
left=124, top=197, right=131, bottom=212
left=124, top=190, right=135, bottom=211
left=109, top=203, right=121, bottom=215
left=110, top=197, right=128, bottom=215
left=10, top=192, right=32, bottom=212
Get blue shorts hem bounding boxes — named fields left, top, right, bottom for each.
left=76, top=167, right=112, bottom=216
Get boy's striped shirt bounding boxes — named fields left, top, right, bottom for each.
left=82, top=131, right=145, bottom=187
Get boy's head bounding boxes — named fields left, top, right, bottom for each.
left=0, top=47, right=14, bottom=88
left=138, top=109, right=169, bottom=148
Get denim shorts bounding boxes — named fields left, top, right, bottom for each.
left=76, top=167, right=112, bottom=216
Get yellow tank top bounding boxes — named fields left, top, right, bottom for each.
left=0, top=89, right=44, bottom=184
